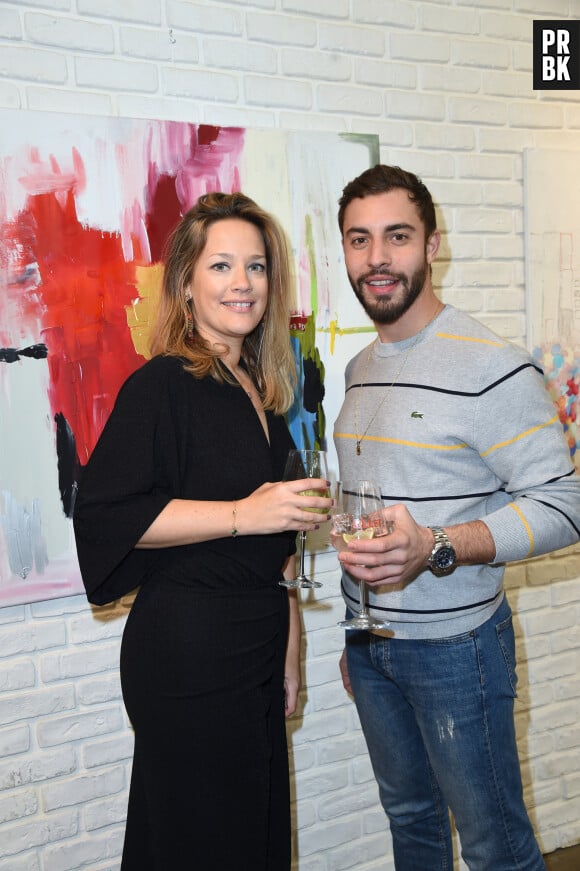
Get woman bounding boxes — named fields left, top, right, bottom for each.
left=73, top=192, right=332, bottom=870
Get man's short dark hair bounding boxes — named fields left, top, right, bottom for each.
left=338, top=164, right=437, bottom=239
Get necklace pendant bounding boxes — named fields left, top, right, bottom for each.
left=356, top=441, right=361, bottom=456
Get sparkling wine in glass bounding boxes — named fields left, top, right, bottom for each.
left=280, top=449, right=329, bottom=590
left=331, top=480, right=390, bottom=630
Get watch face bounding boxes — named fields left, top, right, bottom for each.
left=434, top=546, right=455, bottom=570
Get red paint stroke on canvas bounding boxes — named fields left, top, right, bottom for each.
left=3, top=189, right=143, bottom=464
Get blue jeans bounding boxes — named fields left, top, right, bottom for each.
left=345, top=596, right=546, bottom=871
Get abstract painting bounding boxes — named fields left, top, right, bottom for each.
left=0, top=109, right=378, bottom=606
left=524, top=149, right=580, bottom=470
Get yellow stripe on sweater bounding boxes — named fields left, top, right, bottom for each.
left=335, top=432, right=468, bottom=450
left=508, top=503, right=535, bottom=556
left=481, top=414, right=559, bottom=457
left=435, top=332, right=504, bottom=347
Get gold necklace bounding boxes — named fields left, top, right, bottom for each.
left=353, top=306, right=442, bottom=456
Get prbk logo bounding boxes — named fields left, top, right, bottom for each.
left=533, top=20, right=580, bottom=89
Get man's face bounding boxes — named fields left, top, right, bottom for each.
left=341, top=189, right=439, bottom=324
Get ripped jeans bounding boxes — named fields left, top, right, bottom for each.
left=345, top=596, right=546, bottom=871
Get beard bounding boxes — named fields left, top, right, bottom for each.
left=349, top=260, right=429, bottom=325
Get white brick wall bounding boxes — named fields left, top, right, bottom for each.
left=1, top=2, right=579, bottom=868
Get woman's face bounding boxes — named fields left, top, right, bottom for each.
left=189, top=218, right=268, bottom=350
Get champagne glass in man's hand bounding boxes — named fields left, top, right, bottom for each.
left=331, top=480, right=391, bottom=630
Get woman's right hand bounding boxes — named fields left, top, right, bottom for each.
left=238, top=479, right=332, bottom=536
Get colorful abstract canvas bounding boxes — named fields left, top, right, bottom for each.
left=524, top=149, right=580, bottom=470
left=0, top=109, right=378, bottom=606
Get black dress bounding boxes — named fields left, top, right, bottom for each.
left=73, top=355, right=297, bottom=870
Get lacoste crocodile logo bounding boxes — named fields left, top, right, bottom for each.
left=411, top=411, right=424, bottom=419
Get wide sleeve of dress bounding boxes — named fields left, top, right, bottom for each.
left=73, top=356, right=183, bottom=606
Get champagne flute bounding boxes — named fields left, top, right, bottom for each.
left=331, top=480, right=390, bottom=630
left=280, top=449, right=329, bottom=590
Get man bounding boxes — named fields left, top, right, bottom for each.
left=333, top=164, right=580, bottom=871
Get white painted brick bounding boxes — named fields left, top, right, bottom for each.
left=30, top=594, right=89, bottom=617
left=509, top=101, right=565, bottom=129
left=84, top=792, right=127, bottom=830
left=390, top=31, right=450, bottom=64
left=37, top=707, right=124, bottom=747
left=119, top=25, right=174, bottom=61
left=78, top=0, right=162, bottom=25
left=75, top=55, right=158, bottom=91
left=203, top=103, right=275, bottom=127
left=326, top=832, right=391, bottom=869
left=484, top=70, right=538, bottom=100
left=291, top=709, right=349, bottom=746
left=416, top=122, right=475, bottom=152
left=354, top=57, right=416, bottom=89
left=295, top=764, right=349, bottom=798
left=452, top=38, right=510, bottom=70
left=318, top=734, right=368, bottom=765
left=299, top=817, right=362, bottom=856
left=245, top=74, right=311, bottom=109
left=0, top=659, right=35, bottom=692
left=0, top=725, right=30, bottom=758
left=24, top=12, right=114, bottom=52
left=42, top=647, right=119, bottom=683
left=305, top=655, right=341, bottom=686
left=83, top=734, right=133, bottom=769
left=353, top=0, right=415, bottom=28
left=12, top=0, right=69, bottom=8
left=318, top=22, right=384, bottom=56
left=164, top=65, right=238, bottom=101
left=319, top=783, right=379, bottom=820
left=352, top=753, right=374, bottom=784
left=0, top=622, right=66, bottom=658
left=289, top=742, right=316, bottom=772
left=294, top=797, right=317, bottom=831
left=42, top=828, right=124, bottom=871
left=0, top=809, right=78, bottom=860
left=420, top=4, right=478, bottom=35
left=0, top=746, right=76, bottom=791
left=526, top=607, right=578, bottom=638
left=485, top=236, right=523, bottom=260
left=76, top=674, right=122, bottom=706
left=456, top=207, right=513, bottom=234
left=449, top=96, right=508, bottom=126
left=0, top=686, right=76, bottom=727
left=283, top=0, right=349, bottom=19
left=281, top=47, right=351, bottom=81
left=117, top=93, right=201, bottom=121
left=0, top=7, right=23, bottom=39
left=0, top=855, right=41, bottom=871
left=0, top=787, right=37, bottom=824
left=476, top=314, right=525, bottom=339
left=455, top=261, right=512, bottom=288
left=0, top=45, right=67, bottom=82
left=247, top=11, right=316, bottom=46
left=419, top=63, right=480, bottom=94
left=167, top=0, right=242, bottom=35
left=27, top=85, right=112, bottom=115
left=70, top=613, right=125, bottom=643
left=387, top=90, right=446, bottom=122
left=317, top=82, right=382, bottom=115
left=279, top=110, right=347, bottom=132
left=311, top=682, right=354, bottom=712
left=43, top=766, right=125, bottom=811
left=481, top=11, right=530, bottom=42
left=203, top=37, right=277, bottom=74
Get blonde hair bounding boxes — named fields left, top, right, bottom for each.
left=149, top=192, right=296, bottom=414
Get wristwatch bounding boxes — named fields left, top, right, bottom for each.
left=427, top=526, right=456, bottom=576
